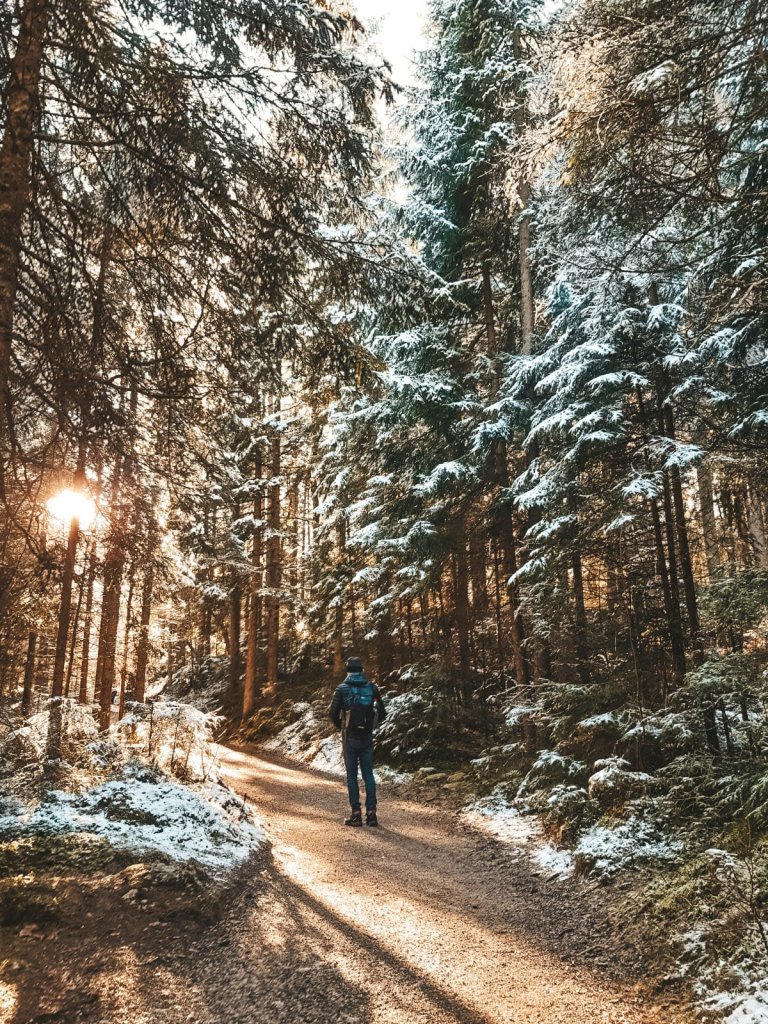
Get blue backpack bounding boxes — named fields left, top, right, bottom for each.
left=343, top=679, right=378, bottom=737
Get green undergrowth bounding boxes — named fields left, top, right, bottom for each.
left=0, top=832, right=128, bottom=879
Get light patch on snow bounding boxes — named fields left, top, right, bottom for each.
left=463, top=790, right=537, bottom=844
left=578, top=712, right=621, bottom=729
left=117, top=701, right=219, bottom=782
left=502, top=704, right=537, bottom=729
left=587, top=757, right=652, bottom=802
left=377, top=765, right=412, bottom=784
left=461, top=788, right=574, bottom=879
left=531, top=844, right=574, bottom=878
left=0, top=773, right=265, bottom=871
left=263, top=702, right=412, bottom=783
left=308, top=736, right=344, bottom=775
left=262, top=703, right=344, bottom=776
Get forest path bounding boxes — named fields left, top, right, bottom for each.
left=217, top=745, right=691, bottom=1024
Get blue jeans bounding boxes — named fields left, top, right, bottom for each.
left=342, top=739, right=376, bottom=812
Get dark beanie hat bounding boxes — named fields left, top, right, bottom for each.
left=346, top=656, right=363, bottom=673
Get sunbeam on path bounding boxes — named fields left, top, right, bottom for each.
left=217, top=745, right=680, bottom=1024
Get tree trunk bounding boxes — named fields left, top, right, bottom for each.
left=495, top=443, right=531, bottom=690
left=285, top=475, right=300, bottom=659
left=133, top=565, right=153, bottom=703
left=96, top=565, right=123, bottom=730
left=64, top=548, right=88, bottom=697
left=469, top=531, right=488, bottom=620
left=747, top=485, right=768, bottom=568
left=662, top=405, right=701, bottom=652
left=649, top=497, right=687, bottom=686
left=333, top=515, right=347, bottom=675
left=452, top=517, right=473, bottom=702
left=697, top=462, right=721, bottom=579
left=95, top=459, right=126, bottom=731
left=517, top=178, right=535, bottom=355
left=333, top=602, right=344, bottom=676
left=377, top=602, right=394, bottom=681
left=571, top=550, right=590, bottom=686
left=51, top=440, right=87, bottom=697
left=0, top=0, right=49, bottom=492
left=265, top=409, right=281, bottom=696
left=78, top=552, right=96, bottom=704
left=227, top=482, right=243, bottom=699
left=229, top=582, right=242, bottom=698
left=243, top=450, right=263, bottom=719
left=21, top=631, right=36, bottom=715
left=118, top=570, right=135, bottom=719
left=481, top=261, right=532, bottom=686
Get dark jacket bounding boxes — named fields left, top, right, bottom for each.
left=329, top=672, right=386, bottom=741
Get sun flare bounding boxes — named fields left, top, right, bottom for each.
left=46, top=488, right=97, bottom=530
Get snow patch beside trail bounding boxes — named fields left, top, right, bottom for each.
left=703, top=983, right=768, bottom=1023
left=0, top=697, right=265, bottom=873
left=262, top=702, right=412, bottom=783
left=461, top=788, right=574, bottom=879
left=463, top=788, right=682, bottom=879
left=574, top=817, right=682, bottom=875
left=308, top=736, right=344, bottom=775
left=0, top=770, right=265, bottom=871
left=262, top=703, right=344, bottom=776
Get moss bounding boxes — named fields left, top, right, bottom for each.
left=0, top=834, right=127, bottom=877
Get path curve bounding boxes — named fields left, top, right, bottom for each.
left=217, top=744, right=689, bottom=1024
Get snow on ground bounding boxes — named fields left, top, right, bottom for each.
left=0, top=767, right=265, bottom=871
left=461, top=787, right=574, bottom=879
left=574, top=816, right=683, bottom=874
left=703, top=983, right=768, bottom=1023
left=462, top=786, right=683, bottom=879
left=262, top=703, right=344, bottom=776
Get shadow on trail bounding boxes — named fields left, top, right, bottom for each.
left=5, top=867, right=374, bottom=1024
left=267, top=867, right=498, bottom=1024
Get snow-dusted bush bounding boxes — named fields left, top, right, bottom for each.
left=518, top=750, right=588, bottom=799
left=1, top=699, right=100, bottom=767
left=116, top=701, right=219, bottom=782
left=541, top=784, right=592, bottom=843
left=541, top=681, right=625, bottom=726
left=557, top=710, right=625, bottom=763
left=375, top=678, right=470, bottom=768
left=616, top=720, right=666, bottom=771
left=162, top=655, right=229, bottom=712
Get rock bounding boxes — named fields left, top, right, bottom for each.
left=587, top=757, right=652, bottom=809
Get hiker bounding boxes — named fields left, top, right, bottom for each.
left=329, top=656, right=386, bottom=827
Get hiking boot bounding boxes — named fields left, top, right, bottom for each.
left=365, top=811, right=378, bottom=827
left=344, top=810, right=363, bottom=827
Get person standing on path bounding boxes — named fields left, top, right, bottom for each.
left=329, top=656, right=386, bottom=827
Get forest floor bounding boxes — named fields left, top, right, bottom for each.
left=1, top=745, right=698, bottom=1024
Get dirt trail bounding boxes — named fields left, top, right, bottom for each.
left=216, top=745, right=692, bottom=1024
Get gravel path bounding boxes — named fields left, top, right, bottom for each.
left=214, top=744, right=692, bottom=1024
